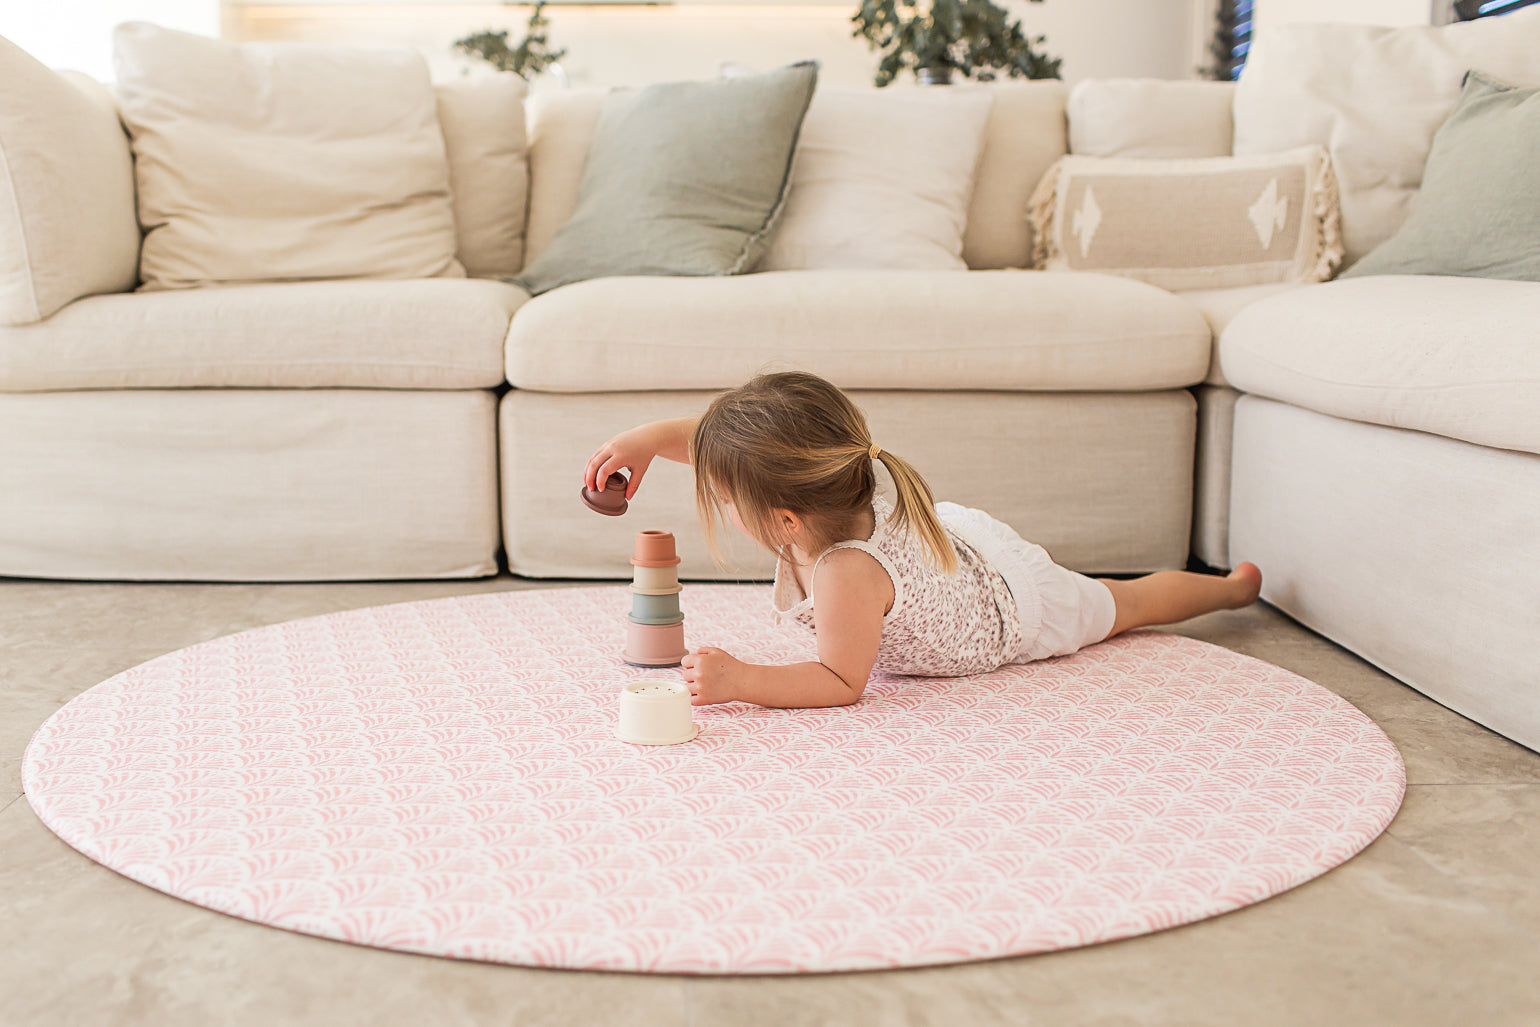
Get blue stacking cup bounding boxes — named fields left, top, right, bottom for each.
left=629, top=589, right=683, bottom=624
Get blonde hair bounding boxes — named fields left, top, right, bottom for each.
left=692, top=371, right=958, bottom=574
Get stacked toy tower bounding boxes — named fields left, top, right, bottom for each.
left=623, top=530, right=687, bottom=668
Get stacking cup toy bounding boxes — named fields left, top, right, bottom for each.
left=629, top=589, right=682, bottom=624
left=581, top=472, right=629, bottom=516
left=616, top=680, right=697, bottom=745
left=623, top=529, right=688, bottom=667
left=623, top=619, right=687, bottom=666
left=632, top=565, right=681, bottom=592
left=631, top=529, right=681, bottom=567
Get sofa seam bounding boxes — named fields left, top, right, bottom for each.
left=507, top=332, right=1208, bottom=354
left=1224, top=346, right=1540, bottom=392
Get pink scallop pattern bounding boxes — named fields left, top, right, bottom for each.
left=23, top=585, right=1404, bottom=974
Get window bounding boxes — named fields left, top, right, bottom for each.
left=1454, top=0, right=1540, bottom=19
left=1209, top=0, right=1254, bottom=81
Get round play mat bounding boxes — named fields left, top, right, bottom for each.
left=23, top=585, right=1404, bottom=974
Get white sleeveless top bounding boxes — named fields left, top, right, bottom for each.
left=770, top=495, right=1023, bottom=676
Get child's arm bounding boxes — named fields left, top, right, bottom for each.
left=682, top=548, right=891, bottom=708
left=585, top=416, right=698, bottom=499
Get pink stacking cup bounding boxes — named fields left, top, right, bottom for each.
left=623, top=619, right=687, bottom=667
left=632, top=530, right=681, bottom=567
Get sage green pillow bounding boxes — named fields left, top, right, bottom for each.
left=1343, top=71, right=1540, bottom=282
left=515, top=62, right=818, bottom=296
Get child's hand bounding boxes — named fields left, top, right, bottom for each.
left=680, top=646, right=745, bottom=706
left=584, top=426, right=658, bottom=499
left=584, top=418, right=697, bottom=499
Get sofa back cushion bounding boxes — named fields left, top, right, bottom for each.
left=1233, top=7, right=1540, bottom=267
left=0, top=37, right=139, bottom=324
left=114, top=22, right=463, bottom=290
left=756, top=85, right=993, bottom=272
left=435, top=76, right=529, bottom=279
left=960, top=81, right=1067, bottom=270
left=1068, top=79, right=1234, bottom=158
left=523, top=80, right=1067, bottom=273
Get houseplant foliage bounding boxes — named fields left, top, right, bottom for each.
left=852, top=0, right=1062, bottom=87
left=454, top=3, right=567, bottom=80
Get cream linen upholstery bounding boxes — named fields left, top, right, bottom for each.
left=522, top=83, right=1067, bottom=273
left=757, top=85, right=993, bottom=271
left=1191, top=384, right=1239, bottom=569
left=506, top=270, right=1210, bottom=392
left=1068, top=79, right=1234, bottom=158
left=436, top=76, right=529, bottom=279
left=0, top=279, right=525, bottom=391
left=1179, top=283, right=1302, bottom=386
left=1184, top=286, right=1299, bottom=567
left=1219, top=277, right=1540, bottom=455
left=523, top=89, right=605, bottom=269
left=1230, top=397, right=1540, bottom=751
left=113, top=23, right=462, bottom=290
left=0, top=38, right=139, bottom=324
left=1233, top=9, right=1540, bottom=266
left=502, top=389, right=1195, bottom=578
left=962, top=82, right=1068, bottom=270
left=0, top=390, right=499, bottom=581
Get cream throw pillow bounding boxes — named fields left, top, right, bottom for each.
left=1028, top=147, right=1342, bottom=291
left=436, top=76, right=528, bottom=279
left=0, top=37, right=139, bottom=324
left=113, top=23, right=462, bottom=290
left=757, top=86, right=994, bottom=271
left=1233, top=7, right=1540, bottom=266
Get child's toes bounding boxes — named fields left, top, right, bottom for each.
left=1228, top=562, right=1263, bottom=607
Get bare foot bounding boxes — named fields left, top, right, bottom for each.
left=1227, top=562, right=1263, bottom=608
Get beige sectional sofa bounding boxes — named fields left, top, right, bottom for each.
left=1, top=18, right=1536, bottom=751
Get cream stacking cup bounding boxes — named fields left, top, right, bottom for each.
left=616, top=680, right=697, bottom=745
left=623, top=530, right=688, bottom=668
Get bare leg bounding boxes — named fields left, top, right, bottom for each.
left=1097, top=563, right=1263, bottom=639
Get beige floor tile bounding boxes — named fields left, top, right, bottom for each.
left=687, top=962, right=1023, bottom=1027
left=0, top=577, right=581, bottom=656
left=1388, top=783, right=1540, bottom=940
left=0, top=799, right=691, bottom=1027
left=0, top=645, right=168, bottom=793
left=968, top=831, right=1540, bottom=1027
left=0, top=579, right=278, bottom=652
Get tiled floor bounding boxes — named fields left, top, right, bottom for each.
left=2, top=576, right=1537, bottom=1027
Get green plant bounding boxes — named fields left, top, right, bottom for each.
left=852, top=0, right=1061, bottom=87
left=454, top=3, right=567, bottom=80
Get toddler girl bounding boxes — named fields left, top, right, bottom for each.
left=585, top=371, right=1261, bottom=709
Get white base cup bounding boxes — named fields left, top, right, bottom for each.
left=616, top=680, right=698, bottom=745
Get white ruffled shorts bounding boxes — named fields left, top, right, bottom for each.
left=937, top=502, right=1118, bottom=662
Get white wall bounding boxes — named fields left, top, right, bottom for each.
left=0, top=0, right=219, bottom=79
left=1254, top=0, right=1435, bottom=32
left=226, top=0, right=1203, bottom=88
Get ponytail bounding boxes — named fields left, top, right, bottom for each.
left=870, top=448, right=959, bottom=575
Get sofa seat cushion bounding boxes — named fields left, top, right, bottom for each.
left=0, top=279, right=527, bottom=391
left=506, top=270, right=1210, bottom=392
left=1219, top=275, right=1540, bottom=455
left=1178, top=283, right=1303, bottom=386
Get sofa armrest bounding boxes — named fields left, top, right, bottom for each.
left=0, top=40, right=140, bottom=325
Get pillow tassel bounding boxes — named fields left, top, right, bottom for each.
left=1026, top=159, right=1064, bottom=269
left=1310, top=147, right=1346, bottom=282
